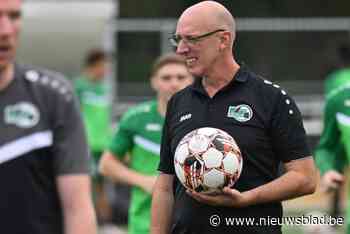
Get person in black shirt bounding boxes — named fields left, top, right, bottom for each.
left=0, top=1, right=97, bottom=234
left=151, top=1, right=317, bottom=234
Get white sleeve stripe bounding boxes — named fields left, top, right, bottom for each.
left=0, top=130, right=53, bottom=165
left=336, top=112, right=350, bottom=126
left=133, top=135, right=160, bottom=155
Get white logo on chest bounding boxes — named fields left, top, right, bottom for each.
left=180, top=113, right=192, bottom=122
left=4, top=102, right=40, bottom=128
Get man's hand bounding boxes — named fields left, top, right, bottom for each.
left=186, top=187, right=251, bottom=208
left=321, top=170, right=344, bottom=192
left=139, top=175, right=158, bottom=194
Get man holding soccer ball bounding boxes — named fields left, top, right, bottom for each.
left=151, top=1, right=317, bottom=234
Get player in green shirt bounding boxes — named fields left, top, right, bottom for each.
left=73, top=48, right=112, bottom=223
left=315, top=43, right=350, bottom=232
left=324, top=44, right=350, bottom=95
left=99, top=53, right=193, bottom=234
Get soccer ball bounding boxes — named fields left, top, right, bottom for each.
left=174, top=127, right=242, bottom=194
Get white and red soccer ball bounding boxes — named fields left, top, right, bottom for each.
left=174, top=127, right=243, bottom=194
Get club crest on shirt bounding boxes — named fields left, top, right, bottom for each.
left=227, top=104, right=253, bottom=122
left=4, top=102, right=40, bottom=128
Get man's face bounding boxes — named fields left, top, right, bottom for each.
left=151, top=63, right=193, bottom=102
left=90, top=60, right=107, bottom=82
left=0, top=0, right=21, bottom=70
left=174, top=16, right=221, bottom=77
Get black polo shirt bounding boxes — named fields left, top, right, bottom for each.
left=158, top=66, right=311, bottom=234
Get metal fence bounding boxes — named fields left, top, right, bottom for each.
left=111, top=17, right=350, bottom=136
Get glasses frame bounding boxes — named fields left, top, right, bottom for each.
left=169, top=29, right=226, bottom=47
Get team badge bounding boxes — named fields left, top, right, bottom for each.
left=227, top=104, right=253, bottom=122
left=4, top=102, right=40, bottom=128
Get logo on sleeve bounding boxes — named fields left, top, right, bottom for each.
left=4, top=102, right=40, bottom=128
left=227, top=104, right=253, bottom=122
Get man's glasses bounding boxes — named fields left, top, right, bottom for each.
left=169, top=29, right=226, bottom=48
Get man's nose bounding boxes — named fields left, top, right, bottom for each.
left=176, top=40, right=189, bottom=55
left=0, top=15, right=14, bottom=37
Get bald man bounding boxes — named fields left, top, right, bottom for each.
left=151, top=1, right=316, bottom=234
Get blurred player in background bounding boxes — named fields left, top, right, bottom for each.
left=324, top=43, right=350, bottom=95
left=0, top=0, right=97, bottom=234
left=99, top=53, right=193, bottom=234
left=152, top=2, right=316, bottom=234
left=315, top=42, right=350, bottom=233
left=73, top=48, right=113, bottom=224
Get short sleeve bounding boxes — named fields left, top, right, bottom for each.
left=314, top=96, right=347, bottom=175
left=158, top=99, right=175, bottom=174
left=51, top=90, right=90, bottom=175
left=270, top=93, right=311, bottom=162
left=108, top=113, right=134, bottom=159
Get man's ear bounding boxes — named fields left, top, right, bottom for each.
left=219, top=31, right=231, bottom=51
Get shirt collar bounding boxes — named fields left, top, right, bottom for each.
left=190, top=63, right=249, bottom=95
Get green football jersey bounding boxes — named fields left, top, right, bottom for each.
left=315, top=85, right=350, bottom=233
left=74, top=76, right=111, bottom=153
left=315, top=85, right=350, bottom=175
left=316, top=71, right=350, bottom=233
left=325, top=68, right=350, bottom=95
left=109, top=100, right=163, bottom=234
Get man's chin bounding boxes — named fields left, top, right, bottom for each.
left=0, top=63, right=7, bottom=73
left=188, top=67, right=203, bottom=77
left=0, top=61, right=13, bottom=74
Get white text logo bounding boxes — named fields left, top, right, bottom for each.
left=180, top=113, right=192, bottom=122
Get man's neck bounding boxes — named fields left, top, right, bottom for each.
left=0, top=63, right=15, bottom=92
left=157, top=97, right=167, bottom=117
left=202, top=57, right=240, bottom=98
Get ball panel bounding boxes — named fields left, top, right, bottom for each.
left=174, top=142, right=189, bottom=164
left=183, top=156, right=204, bottom=190
left=202, top=147, right=223, bottom=168
left=197, top=127, right=218, bottom=136
left=203, top=169, right=225, bottom=188
left=188, top=134, right=210, bottom=154
left=175, top=163, right=186, bottom=185
left=222, top=152, right=240, bottom=174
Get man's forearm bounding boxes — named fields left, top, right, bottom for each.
left=99, top=151, right=146, bottom=187
left=64, top=203, right=97, bottom=234
left=151, top=183, right=174, bottom=234
left=57, top=175, right=97, bottom=234
left=243, top=160, right=316, bottom=206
